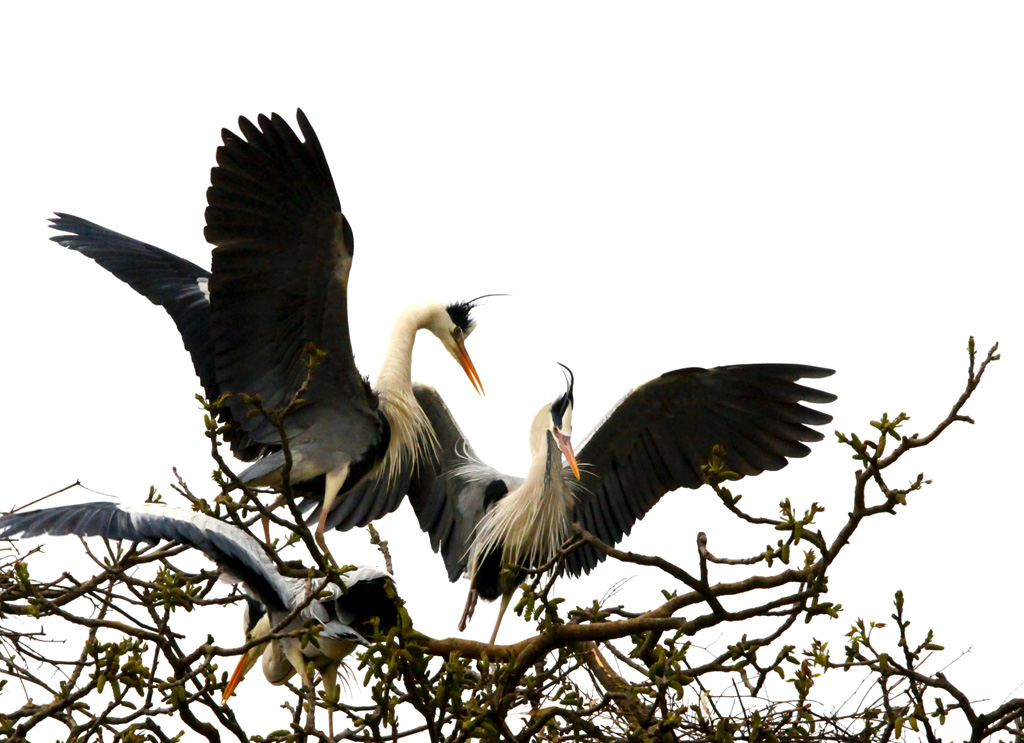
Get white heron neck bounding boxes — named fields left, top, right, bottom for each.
left=373, top=301, right=443, bottom=486
left=375, top=300, right=439, bottom=395
left=376, top=316, right=417, bottom=394
left=468, top=435, right=574, bottom=582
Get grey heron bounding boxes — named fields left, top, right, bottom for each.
left=47, top=109, right=486, bottom=550
left=398, top=362, right=835, bottom=643
left=0, top=501, right=398, bottom=720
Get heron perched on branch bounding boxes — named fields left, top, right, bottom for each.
left=0, top=501, right=399, bottom=716
left=48, top=109, right=486, bottom=552
left=398, top=362, right=836, bottom=643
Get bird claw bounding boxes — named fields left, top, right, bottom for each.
left=458, top=589, right=477, bottom=632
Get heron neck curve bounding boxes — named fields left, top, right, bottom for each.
left=468, top=425, right=575, bottom=584
left=375, top=300, right=440, bottom=395
left=373, top=300, right=442, bottom=485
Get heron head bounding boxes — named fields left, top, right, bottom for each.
left=549, top=363, right=580, bottom=480
left=222, top=599, right=270, bottom=704
left=242, top=596, right=266, bottom=637
left=423, top=298, right=484, bottom=394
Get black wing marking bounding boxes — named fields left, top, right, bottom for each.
left=331, top=572, right=400, bottom=639
left=566, top=364, right=836, bottom=576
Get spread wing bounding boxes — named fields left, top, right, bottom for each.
left=205, top=110, right=377, bottom=450
left=0, top=502, right=293, bottom=612
left=315, top=466, right=411, bottom=534
left=49, top=213, right=215, bottom=394
left=565, top=364, right=836, bottom=576
left=47, top=214, right=268, bottom=461
left=406, top=384, right=521, bottom=582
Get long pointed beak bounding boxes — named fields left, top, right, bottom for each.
left=555, top=431, right=580, bottom=480
left=222, top=648, right=258, bottom=704
left=454, top=340, right=484, bottom=395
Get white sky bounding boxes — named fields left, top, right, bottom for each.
left=3, top=2, right=1022, bottom=736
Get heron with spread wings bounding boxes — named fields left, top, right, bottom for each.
left=48, top=110, right=486, bottom=553
left=0, top=501, right=398, bottom=725
left=392, top=362, right=836, bottom=643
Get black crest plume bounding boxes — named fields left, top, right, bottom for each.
left=552, top=362, right=574, bottom=426
left=446, top=293, right=508, bottom=332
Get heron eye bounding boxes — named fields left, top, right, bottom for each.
left=452, top=327, right=464, bottom=340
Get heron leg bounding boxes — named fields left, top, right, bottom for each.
left=317, top=467, right=350, bottom=565
left=283, top=639, right=310, bottom=687
left=282, top=640, right=318, bottom=727
left=458, top=589, right=478, bottom=632
left=321, top=663, right=339, bottom=741
left=489, top=589, right=515, bottom=645
left=262, top=494, right=287, bottom=543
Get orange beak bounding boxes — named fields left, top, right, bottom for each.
left=454, top=340, right=484, bottom=395
left=222, top=648, right=258, bottom=704
left=555, top=431, right=580, bottom=480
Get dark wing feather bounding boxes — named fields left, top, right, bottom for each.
left=317, top=466, right=411, bottom=534
left=0, top=502, right=292, bottom=611
left=406, top=384, right=521, bottom=582
left=566, top=364, right=835, bottom=576
left=47, top=214, right=267, bottom=461
left=206, top=110, right=377, bottom=452
left=330, top=569, right=400, bottom=639
left=48, top=214, right=215, bottom=395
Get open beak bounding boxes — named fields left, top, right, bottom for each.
left=555, top=430, right=580, bottom=480
left=222, top=647, right=259, bottom=704
left=454, top=340, right=484, bottom=395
